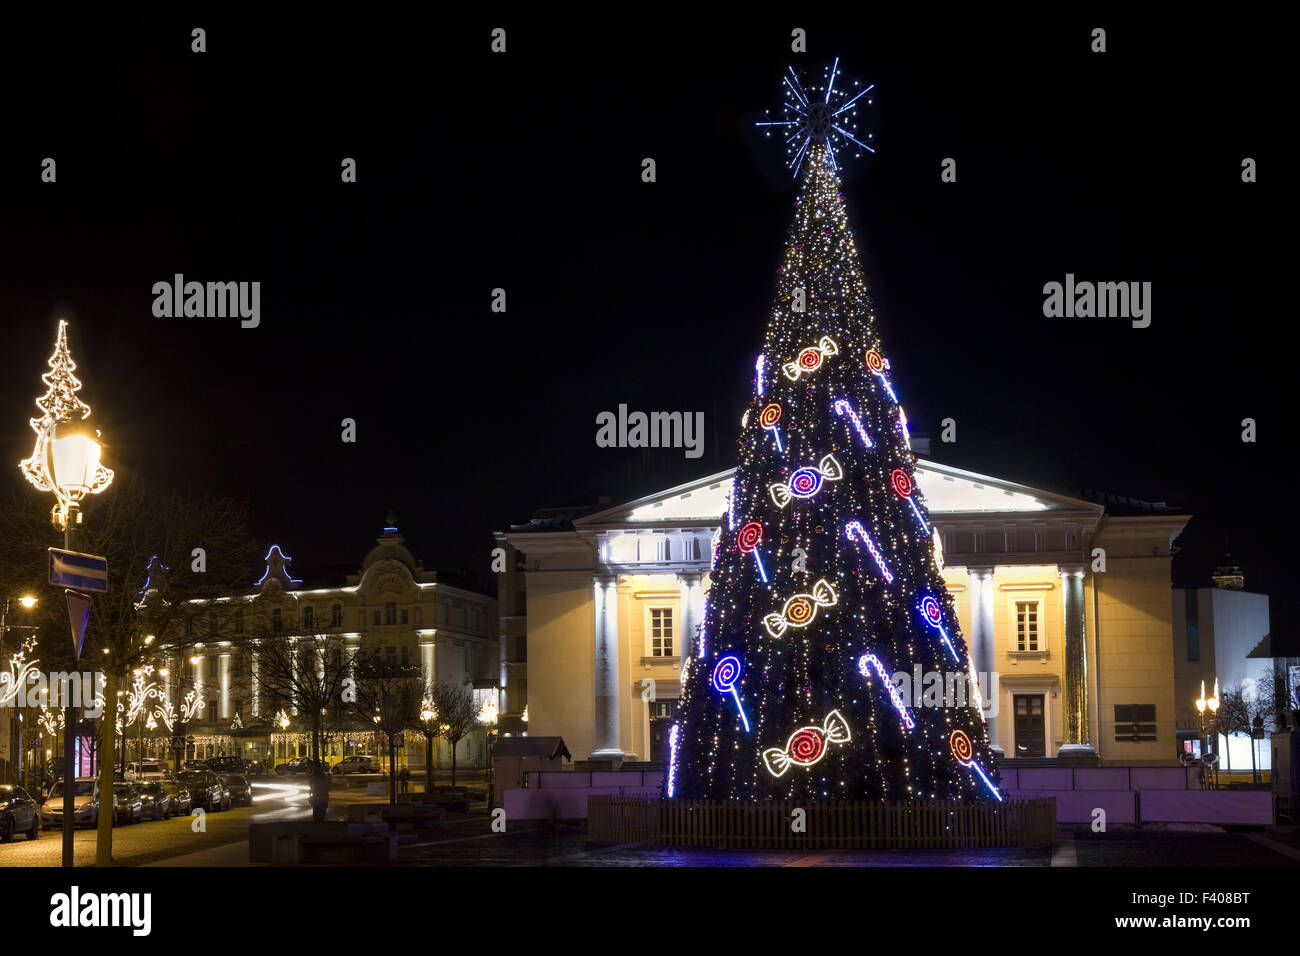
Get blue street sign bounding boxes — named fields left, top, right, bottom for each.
left=48, top=548, right=108, bottom=593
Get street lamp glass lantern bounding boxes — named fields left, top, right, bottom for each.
left=19, top=595, right=37, bottom=609
left=50, top=426, right=103, bottom=500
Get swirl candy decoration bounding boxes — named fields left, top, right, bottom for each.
left=737, top=521, right=769, bottom=582
left=949, top=729, right=974, bottom=763
left=891, top=467, right=931, bottom=535
left=948, top=727, right=1002, bottom=801
left=712, top=655, right=751, bottom=731
left=782, top=335, right=840, bottom=381
left=770, top=453, right=843, bottom=508
left=918, top=593, right=960, bottom=664
left=865, top=348, right=899, bottom=402
left=758, top=403, right=782, bottom=428
left=763, top=578, right=838, bottom=638
left=763, top=709, right=852, bottom=777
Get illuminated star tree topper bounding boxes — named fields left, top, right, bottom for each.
left=756, top=57, right=875, bottom=178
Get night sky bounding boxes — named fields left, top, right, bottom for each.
left=0, top=14, right=1284, bottom=617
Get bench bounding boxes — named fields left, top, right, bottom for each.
left=249, top=821, right=398, bottom=864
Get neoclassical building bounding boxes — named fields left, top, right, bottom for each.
left=144, top=517, right=498, bottom=772
left=497, top=458, right=1188, bottom=767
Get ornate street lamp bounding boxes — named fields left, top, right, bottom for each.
left=18, top=320, right=113, bottom=868
left=19, top=320, right=114, bottom=533
left=1196, top=678, right=1220, bottom=789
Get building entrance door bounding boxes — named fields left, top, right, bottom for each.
left=1013, top=694, right=1045, bottom=757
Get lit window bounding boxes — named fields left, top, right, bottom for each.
left=1015, top=601, right=1039, bottom=652
left=649, top=608, right=674, bottom=657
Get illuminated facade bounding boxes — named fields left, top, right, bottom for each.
left=498, top=460, right=1189, bottom=767
left=145, top=518, right=498, bottom=772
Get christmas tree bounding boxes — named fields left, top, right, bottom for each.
left=670, top=66, right=997, bottom=803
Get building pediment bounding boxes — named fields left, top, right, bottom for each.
left=357, top=558, right=417, bottom=600
left=576, top=460, right=1104, bottom=532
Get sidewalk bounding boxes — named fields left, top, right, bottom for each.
left=141, top=840, right=257, bottom=867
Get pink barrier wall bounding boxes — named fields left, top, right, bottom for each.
left=503, top=786, right=660, bottom=820
left=1007, top=790, right=1136, bottom=824
left=1139, top=790, right=1273, bottom=825
left=1073, top=768, right=1132, bottom=790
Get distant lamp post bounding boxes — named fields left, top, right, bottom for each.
left=1196, top=679, right=1220, bottom=789
left=1, top=593, right=39, bottom=659
left=479, top=698, right=499, bottom=809
left=420, top=699, right=438, bottom=795
left=19, top=319, right=114, bottom=869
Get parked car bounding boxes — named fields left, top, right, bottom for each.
left=40, top=778, right=109, bottom=829
left=219, top=774, right=252, bottom=807
left=275, top=757, right=325, bottom=776
left=161, top=779, right=192, bottom=815
left=244, top=759, right=265, bottom=776
left=181, top=760, right=210, bottom=772
left=125, top=760, right=169, bottom=782
left=331, top=755, right=380, bottom=774
left=135, top=781, right=174, bottom=820
left=179, top=771, right=225, bottom=811
left=206, top=755, right=256, bottom=776
left=0, top=785, right=40, bottom=842
left=112, top=783, right=144, bottom=825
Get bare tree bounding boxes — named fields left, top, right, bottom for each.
left=241, top=610, right=354, bottom=816
left=352, top=653, right=421, bottom=803
left=0, top=476, right=255, bottom=865
left=424, top=680, right=481, bottom=786
left=1218, top=679, right=1279, bottom=777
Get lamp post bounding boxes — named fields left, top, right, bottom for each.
left=420, top=699, right=437, bottom=795
left=1196, top=678, right=1220, bottom=790
left=479, top=698, right=499, bottom=809
left=19, top=320, right=114, bottom=868
left=1, top=595, right=38, bottom=790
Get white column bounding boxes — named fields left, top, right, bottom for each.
left=968, top=567, right=1001, bottom=757
left=677, top=572, right=704, bottom=661
left=250, top=651, right=260, bottom=717
left=591, top=573, right=624, bottom=759
left=1057, top=565, right=1096, bottom=763
left=219, top=652, right=231, bottom=720
left=421, top=634, right=436, bottom=686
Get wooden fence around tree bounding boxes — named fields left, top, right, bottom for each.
left=587, top=796, right=1056, bottom=849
